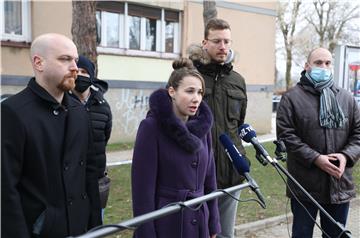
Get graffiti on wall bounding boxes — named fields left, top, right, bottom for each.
left=115, top=89, right=150, bottom=135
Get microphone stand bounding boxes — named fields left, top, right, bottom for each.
left=267, top=155, right=352, bottom=238
left=71, top=182, right=257, bottom=238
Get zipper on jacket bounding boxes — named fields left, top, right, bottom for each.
left=212, top=72, right=220, bottom=171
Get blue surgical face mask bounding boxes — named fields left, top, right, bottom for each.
left=309, top=67, right=332, bottom=82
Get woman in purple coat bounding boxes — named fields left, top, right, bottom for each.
left=131, top=58, right=220, bottom=238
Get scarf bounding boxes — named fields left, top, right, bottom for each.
left=304, top=71, right=346, bottom=128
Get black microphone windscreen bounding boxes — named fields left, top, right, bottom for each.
left=219, top=133, right=250, bottom=174
left=238, top=124, right=257, bottom=143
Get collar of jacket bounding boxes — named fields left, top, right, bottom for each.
left=187, top=43, right=233, bottom=76
left=68, top=86, right=106, bottom=106
left=28, top=77, right=72, bottom=112
left=89, top=88, right=106, bottom=105
left=298, top=70, right=339, bottom=95
left=193, top=60, right=233, bottom=77
left=148, top=88, right=213, bottom=153
left=93, top=78, right=109, bottom=93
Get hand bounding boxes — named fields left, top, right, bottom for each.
left=210, top=235, right=216, bottom=238
left=328, top=153, right=347, bottom=178
left=313, top=154, right=342, bottom=179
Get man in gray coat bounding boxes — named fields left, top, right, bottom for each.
left=1, top=33, right=101, bottom=238
left=277, top=47, right=360, bottom=238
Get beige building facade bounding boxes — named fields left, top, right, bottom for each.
left=1, top=0, right=277, bottom=143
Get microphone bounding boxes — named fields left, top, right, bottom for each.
left=219, top=133, right=266, bottom=208
left=238, top=124, right=275, bottom=164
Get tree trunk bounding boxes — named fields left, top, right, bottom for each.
left=285, top=48, right=293, bottom=90
left=71, top=1, right=98, bottom=76
left=277, top=1, right=301, bottom=91
left=203, top=0, right=217, bottom=29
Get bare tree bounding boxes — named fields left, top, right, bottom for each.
left=71, top=1, right=98, bottom=75
left=203, top=0, right=217, bottom=29
left=306, top=0, right=360, bottom=53
left=277, top=1, right=301, bottom=90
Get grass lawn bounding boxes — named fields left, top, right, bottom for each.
left=102, top=142, right=360, bottom=238
left=106, top=142, right=134, bottom=152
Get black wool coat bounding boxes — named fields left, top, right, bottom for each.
left=1, top=78, right=101, bottom=238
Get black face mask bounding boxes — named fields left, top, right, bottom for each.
left=75, top=75, right=92, bottom=93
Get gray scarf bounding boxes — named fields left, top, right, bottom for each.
left=305, top=72, right=346, bottom=128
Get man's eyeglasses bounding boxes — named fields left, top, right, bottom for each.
left=206, top=38, right=232, bottom=46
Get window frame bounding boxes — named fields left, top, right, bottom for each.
left=98, top=10, right=125, bottom=48
left=96, top=2, right=181, bottom=59
left=0, top=0, right=31, bottom=43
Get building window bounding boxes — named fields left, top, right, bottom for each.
left=1, top=0, right=31, bottom=42
left=96, top=2, right=181, bottom=58
left=128, top=15, right=140, bottom=50
left=145, top=18, right=156, bottom=51
left=105, top=11, right=121, bottom=47
left=165, top=10, right=180, bottom=53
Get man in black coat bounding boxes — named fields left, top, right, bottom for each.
left=1, top=33, right=101, bottom=238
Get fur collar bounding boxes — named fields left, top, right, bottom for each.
left=148, top=89, right=213, bottom=153
left=187, top=43, right=233, bottom=75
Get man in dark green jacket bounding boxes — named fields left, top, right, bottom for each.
left=189, top=18, right=247, bottom=238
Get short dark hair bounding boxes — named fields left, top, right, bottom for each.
left=204, top=18, right=231, bottom=39
left=166, top=58, right=205, bottom=96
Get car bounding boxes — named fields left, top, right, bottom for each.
left=272, top=95, right=282, bottom=112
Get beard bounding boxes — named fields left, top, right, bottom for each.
left=214, top=52, right=228, bottom=63
left=57, top=72, right=76, bottom=92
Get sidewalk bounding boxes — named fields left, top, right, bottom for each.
left=106, top=149, right=133, bottom=166
left=235, top=198, right=360, bottom=238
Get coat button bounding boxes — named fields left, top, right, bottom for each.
left=191, top=161, right=198, bottom=168
left=82, top=193, right=87, bottom=199
left=79, top=160, right=84, bottom=166
left=67, top=199, right=73, bottom=206
left=64, top=164, right=69, bottom=171
left=191, top=219, right=197, bottom=225
left=53, top=110, right=59, bottom=115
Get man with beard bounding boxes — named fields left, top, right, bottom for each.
left=1, top=33, right=101, bottom=238
left=188, top=19, right=248, bottom=238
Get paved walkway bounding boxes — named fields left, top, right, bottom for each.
left=235, top=198, right=360, bottom=238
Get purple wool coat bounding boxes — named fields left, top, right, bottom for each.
left=131, top=89, right=221, bottom=238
